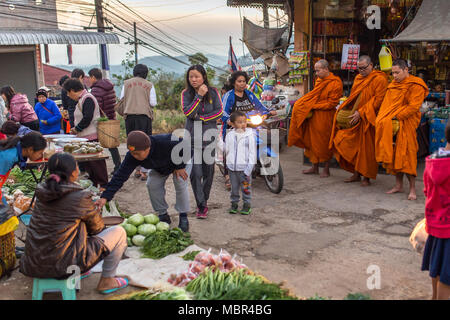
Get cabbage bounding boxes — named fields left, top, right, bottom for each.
left=122, top=223, right=137, bottom=237
left=138, top=224, right=157, bottom=236
left=132, top=234, right=146, bottom=246
left=156, top=221, right=170, bottom=231
left=127, top=237, right=133, bottom=247
left=144, top=214, right=160, bottom=225
left=128, top=213, right=145, bottom=226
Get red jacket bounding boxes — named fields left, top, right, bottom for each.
left=90, top=79, right=117, bottom=120
left=423, top=155, right=450, bottom=238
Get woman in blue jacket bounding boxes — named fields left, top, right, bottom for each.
left=0, top=131, right=47, bottom=203
left=221, top=71, right=276, bottom=189
left=34, top=89, right=62, bottom=135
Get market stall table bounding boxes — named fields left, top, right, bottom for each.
left=18, top=152, right=109, bottom=220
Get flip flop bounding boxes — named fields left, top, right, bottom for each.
left=81, top=270, right=92, bottom=279
left=134, top=171, right=142, bottom=178
left=140, top=174, right=147, bottom=181
left=100, top=277, right=129, bottom=295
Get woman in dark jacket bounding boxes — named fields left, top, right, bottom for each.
left=181, top=65, right=223, bottom=219
left=19, top=153, right=129, bottom=294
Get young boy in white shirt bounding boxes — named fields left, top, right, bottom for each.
left=225, top=111, right=257, bottom=215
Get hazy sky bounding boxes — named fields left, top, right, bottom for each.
left=45, top=0, right=284, bottom=67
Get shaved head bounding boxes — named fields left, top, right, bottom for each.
left=359, top=55, right=372, bottom=64
left=315, top=59, right=329, bottom=70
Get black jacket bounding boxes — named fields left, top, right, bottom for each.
left=61, top=89, right=77, bottom=127
left=19, top=183, right=109, bottom=279
left=101, top=134, right=187, bottom=201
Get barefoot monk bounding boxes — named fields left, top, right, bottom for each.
left=330, top=56, right=388, bottom=186
left=375, top=59, right=429, bottom=200
left=288, top=59, right=343, bottom=178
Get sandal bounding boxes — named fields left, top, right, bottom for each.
left=134, top=171, right=142, bottom=179
left=99, top=277, right=129, bottom=295
left=140, top=173, right=148, bottom=181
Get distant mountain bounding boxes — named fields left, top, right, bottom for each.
left=54, top=53, right=261, bottom=80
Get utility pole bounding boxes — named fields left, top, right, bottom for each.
left=133, top=22, right=138, bottom=64
left=262, top=3, right=269, bottom=29
left=95, top=0, right=110, bottom=79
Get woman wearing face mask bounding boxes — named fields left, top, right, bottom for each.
left=34, top=89, right=62, bottom=135
left=181, top=65, right=223, bottom=219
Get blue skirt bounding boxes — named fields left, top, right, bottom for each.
left=421, top=235, right=450, bottom=285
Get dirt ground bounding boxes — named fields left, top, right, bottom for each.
left=0, top=143, right=431, bottom=300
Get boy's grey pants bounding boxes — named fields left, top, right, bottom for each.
left=146, top=168, right=191, bottom=216
left=229, top=170, right=252, bottom=205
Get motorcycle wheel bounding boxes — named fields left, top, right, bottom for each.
left=263, top=165, right=284, bottom=194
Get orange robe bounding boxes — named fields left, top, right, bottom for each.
left=329, top=71, right=388, bottom=179
left=288, top=73, right=343, bottom=163
left=375, top=75, right=429, bottom=176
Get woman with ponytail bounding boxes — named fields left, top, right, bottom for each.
left=20, top=152, right=129, bottom=294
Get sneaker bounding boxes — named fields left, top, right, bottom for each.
left=158, top=213, right=172, bottom=224
left=229, top=202, right=239, bottom=214
left=196, top=206, right=208, bottom=219
left=178, top=215, right=189, bottom=232
left=240, top=203, right=252, bottom=215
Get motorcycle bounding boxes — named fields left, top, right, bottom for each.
left=217, top=107, right=284, bottom=194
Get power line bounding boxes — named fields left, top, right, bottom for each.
left=148, top=5, right=226, bottom=23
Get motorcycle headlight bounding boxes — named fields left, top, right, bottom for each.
left=250, top=115, right=263, bottom=125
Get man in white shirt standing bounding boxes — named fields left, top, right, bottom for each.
left=120, top=64, right=157, bottom=181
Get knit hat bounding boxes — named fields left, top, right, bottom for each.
left=36, top=89, right=48, bottom=98
left=127, top=131, right=151, bottom=151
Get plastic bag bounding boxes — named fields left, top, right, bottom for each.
left=409, top=218, right=428, bottom=254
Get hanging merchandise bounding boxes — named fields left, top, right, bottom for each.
left=248, top=68, right=263, bottom=99
left=261, top=78, right=276, bottom=104
left=341, top=44, right=360, bottom=70
left=379, top=45, right=393, bottom=72
left=288, top=51, right=309, bottom=85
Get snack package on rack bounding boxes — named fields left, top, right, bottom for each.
left=13, top=195, right=33, bottom=214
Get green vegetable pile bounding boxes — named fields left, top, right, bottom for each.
left=185, top=268, right=297, bottom=300
left=112, top=288, right=191, bottom=300
left=141, top=228, right=194, bottom=259
left=121, top=213, right=164, bottom=247
left=182, top=250, right=201, bottom=261
left=5, top=167, right=48, bottom=197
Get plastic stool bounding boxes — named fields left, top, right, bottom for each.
left=32, top=278, right=77, bottom=300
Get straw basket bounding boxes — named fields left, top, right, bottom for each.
left=0, top=232, right=16, bottom=279
left=392, top=119, right=400, bottom=136
left=97, top=119, right=121, bottom=148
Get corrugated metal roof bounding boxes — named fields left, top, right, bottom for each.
left=0, top=29, right=120, bottom=45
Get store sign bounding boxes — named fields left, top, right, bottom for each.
left=341, top=44, right=360, bottom=70
left=366, top=5, right=381, bottom=30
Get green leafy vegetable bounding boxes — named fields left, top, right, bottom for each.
left=97, top=117, right=109, bottom=122
left=182, top=250, right=201, bottom=261
left=114, top=288, right=191, bottom=300
left=344, top=293, right=371, bottom=300
left=5, top=167, right=49, bottom=197
left=185, top=268, right=297, bottom=300
left=141, top=228, right=194, bottom=259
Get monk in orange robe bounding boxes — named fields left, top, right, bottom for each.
left=330, top=56, right=388, bottom=186
left=288, top=59, right=343, bottom=177
left=375, top=59, right=429, bottom=200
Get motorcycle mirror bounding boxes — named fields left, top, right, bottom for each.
left=271, top=97, right=280, bottom=104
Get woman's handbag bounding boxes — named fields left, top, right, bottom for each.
left=114, top=98, right=125, bottom=117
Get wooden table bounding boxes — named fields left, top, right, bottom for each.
left=19, top=152, right=109, bottom=216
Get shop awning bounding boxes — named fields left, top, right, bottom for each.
left=382, top=0, right=450, bottom=43
left=0, top=29, right=120, bottom=45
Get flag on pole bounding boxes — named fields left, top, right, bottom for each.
left=228, top=36, right=241, bottom=72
